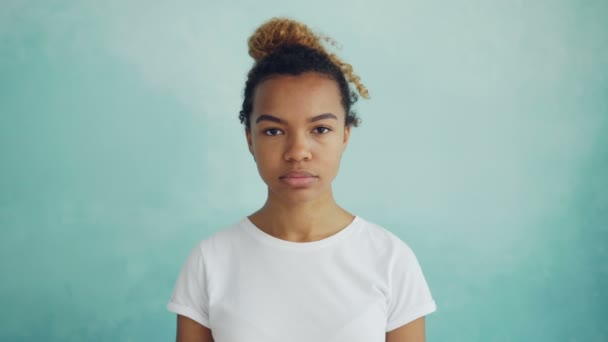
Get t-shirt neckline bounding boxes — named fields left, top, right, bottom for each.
left=241, top=215, right=362, bottom=251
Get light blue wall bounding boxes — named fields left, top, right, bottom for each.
left=1, top=0, right=606, bottom=340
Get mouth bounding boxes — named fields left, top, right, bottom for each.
left=280, top=170, right=316, bottom=178
left=279, top=170, right=318, bottom=187
left=279, top=175, right=318, bottom=187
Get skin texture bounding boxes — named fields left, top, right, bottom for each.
left=175, top=71, right=426, bottom=341
left=176, top=315, right=213, bottom=342
left=386, top=317, right=426, bottom=342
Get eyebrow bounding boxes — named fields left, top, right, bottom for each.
left=255, top=113, right=338, bottom=124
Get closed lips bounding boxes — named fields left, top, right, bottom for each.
left=281, top=171, right=316, bottom=178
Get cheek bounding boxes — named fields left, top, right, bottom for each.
left=253, top=141, right=278, bottom=159
left=252, top=145, right=279, bottom=175
left=319, top=145, right=345, bottom=166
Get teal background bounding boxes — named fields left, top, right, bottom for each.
left=1, top=0, right=606, bottom=341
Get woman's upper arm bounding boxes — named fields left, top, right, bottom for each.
left=176, top=314, right=214, bottom=342
left=386, top=316, right=426, bottom=342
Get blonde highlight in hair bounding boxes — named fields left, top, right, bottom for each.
left=247, top=17, right=370, bottom=100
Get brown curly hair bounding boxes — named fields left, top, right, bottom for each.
left=239, top=17, right=370, bottom=129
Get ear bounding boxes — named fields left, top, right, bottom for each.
left=342, top=125, right=351, bottom=148
left=245, top=127, right=255, bottom=160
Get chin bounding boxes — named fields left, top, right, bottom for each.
left=278, top=192, right=322, bottom=204
left=269, top=183, right=331, bottom=202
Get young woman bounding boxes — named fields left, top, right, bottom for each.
left=167, top=17, right=437, bottom=342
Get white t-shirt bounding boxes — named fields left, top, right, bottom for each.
left=167, top=215, right=437, bottom=341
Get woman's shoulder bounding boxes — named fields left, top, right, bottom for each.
left=355, top=216, right=418, bottom=258
left=189, top=217, right=249, bottom=254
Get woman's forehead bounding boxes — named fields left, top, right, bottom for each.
left=253, top=112, right=340, bottom=127
left=259, top=73, right=337, bottom=93
left=252, top=73, right=344, bottom=119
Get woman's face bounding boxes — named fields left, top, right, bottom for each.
left=246, top=72, right=351, bottom=203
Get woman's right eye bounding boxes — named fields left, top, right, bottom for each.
left=263, top=128, right=283, bottom=136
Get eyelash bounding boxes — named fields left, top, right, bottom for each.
left=263, top=127, right=332, bottom=136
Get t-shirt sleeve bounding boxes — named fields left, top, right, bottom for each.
left=385, top=241, right=437, bottom=332
left=166, top=242, right=210, bottom=328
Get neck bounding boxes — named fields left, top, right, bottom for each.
left=248, top=187, right=354, bottom=242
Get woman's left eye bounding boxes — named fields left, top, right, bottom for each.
left=314, top=127, right=331, bottom=134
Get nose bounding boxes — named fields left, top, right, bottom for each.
left=284, top=132, right=312, bottom=162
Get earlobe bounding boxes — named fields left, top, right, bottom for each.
left=245, top=128, right=256, bottom=161
left=247, top=144, right=256, bottom=162
left=245, top=128, right=252, bottom=152
left=343, top=126, right=351, bottom=145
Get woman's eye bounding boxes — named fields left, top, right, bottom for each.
left=314, top=127, right=331, bottom=134
left=263, top=128, right=283, bottom=136
left=263, top=127, right=331, bottom=136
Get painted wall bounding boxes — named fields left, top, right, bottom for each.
left=1, top=0, right=606, bottom=340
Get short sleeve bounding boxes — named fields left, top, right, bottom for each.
left=385, top=242, right=437, bottom=332
left=166, top=242, right=210, bottom=328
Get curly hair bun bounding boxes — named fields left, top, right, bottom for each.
left=247, top=17, right=326, bottom=62
left=247, top=17, right=370, bottom=99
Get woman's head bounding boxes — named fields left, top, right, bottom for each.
left=240, top=17, right=370, bottom=203
left=239, top=17, right=369, bottom=129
